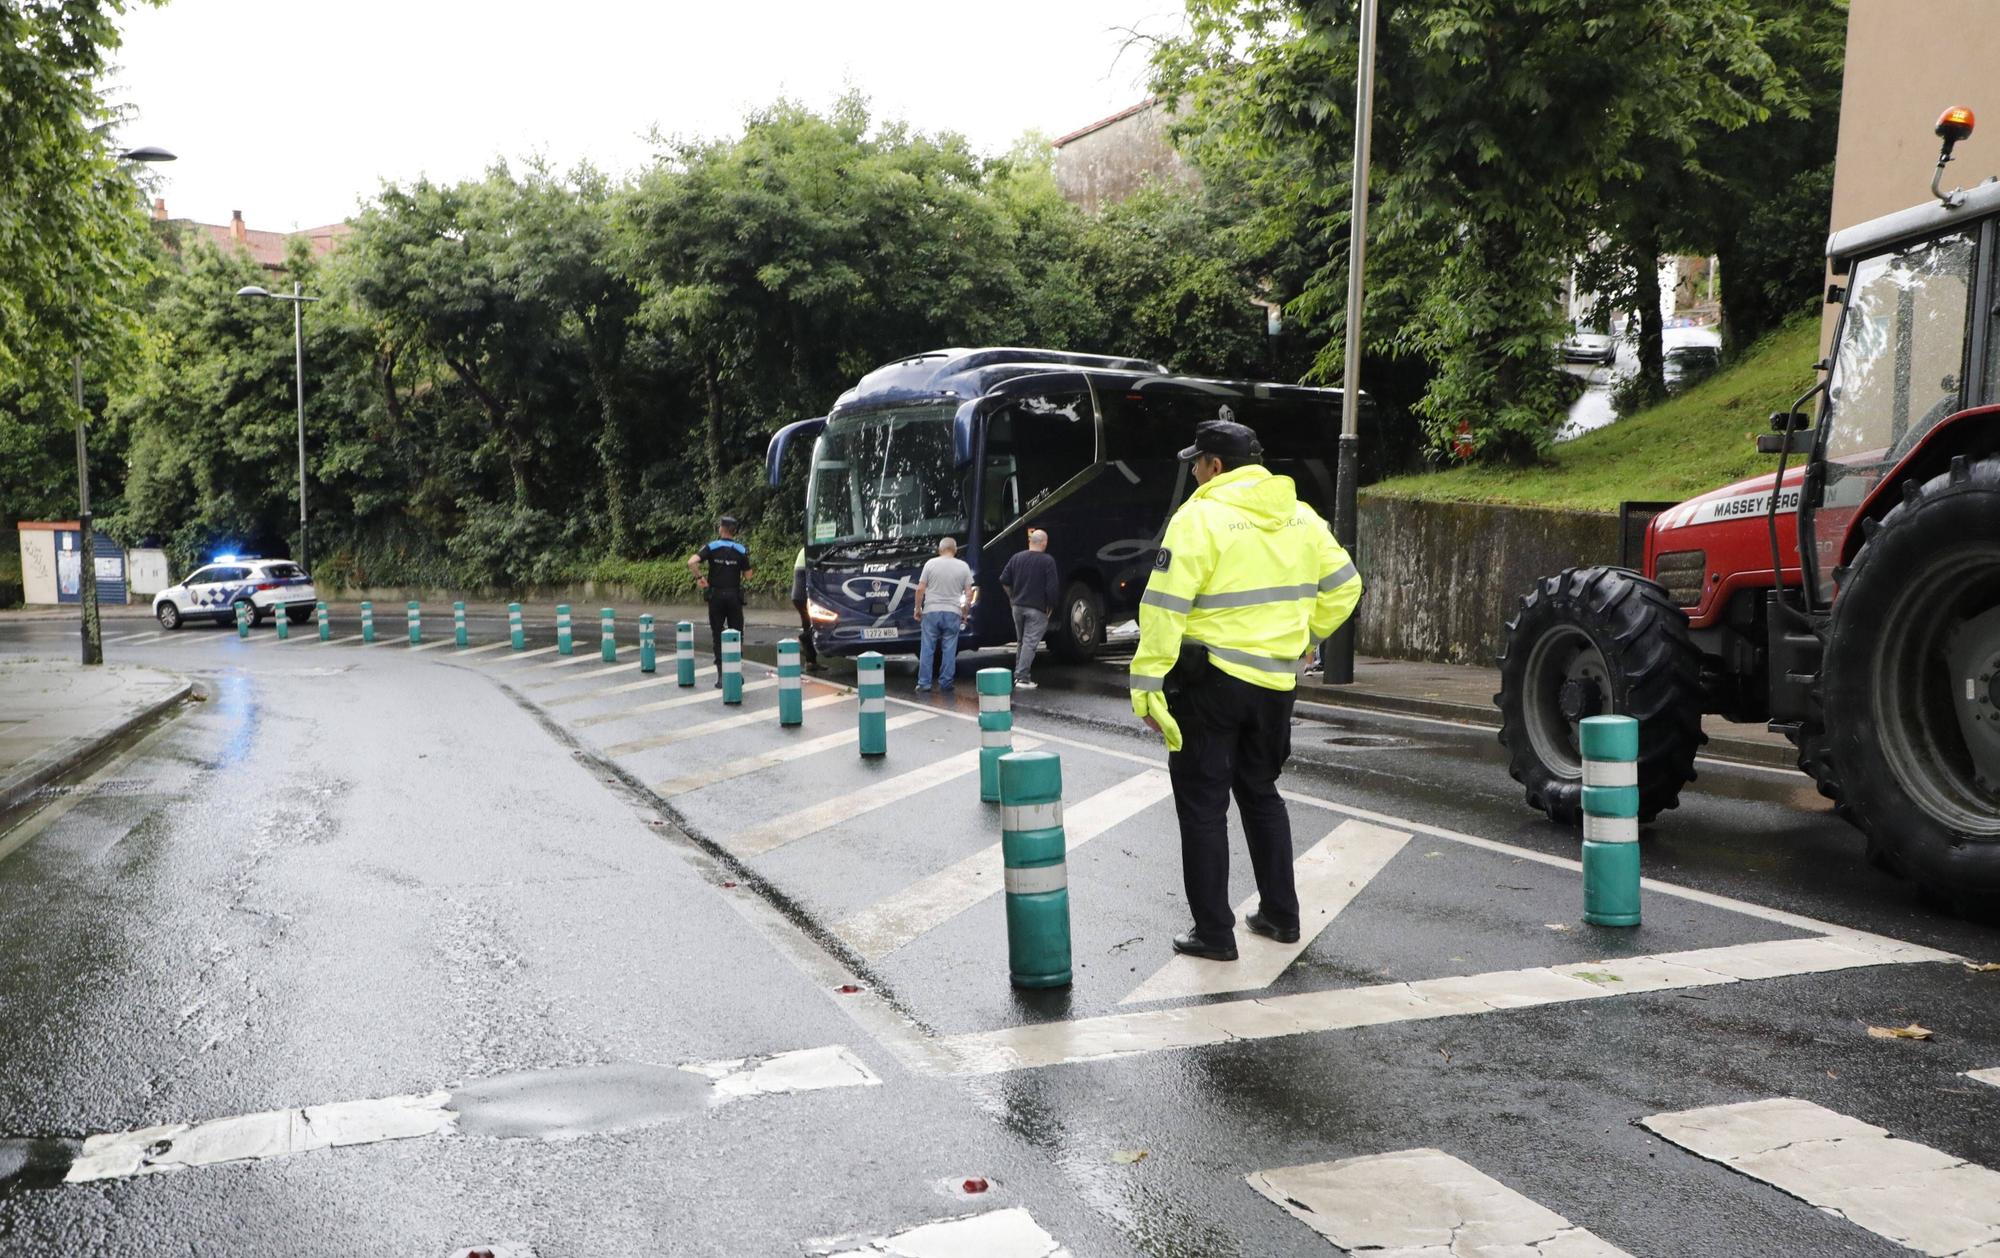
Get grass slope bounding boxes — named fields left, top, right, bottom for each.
left=1368, top=316, right=1820, bottom=512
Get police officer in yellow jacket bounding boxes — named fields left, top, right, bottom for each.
left=1131, top=420, right=1363, bottom=961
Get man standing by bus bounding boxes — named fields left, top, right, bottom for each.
left=999, top=528, right=1058, bottom=690
left=1129, top=421, right=1363, bottom=962
left=913, top=536, right=973, bottom=694
left=688, top=515, right=753, bottom=689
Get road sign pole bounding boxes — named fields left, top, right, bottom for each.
left=857, top=652, right=886, bottom=756
left=777, top=638, right=803, bottom=726
left=977, top=668, right=1014, bottom=803
left=1580, top=715, right=1641, bottom=927
left=999, top=750, right=1072, bottom=988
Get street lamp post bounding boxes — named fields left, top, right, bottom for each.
left=1323, top=0, right=1379, bottom=686
left=74, top=144, right=176, bottom=666
left=237, top=282, right=319, bottom=571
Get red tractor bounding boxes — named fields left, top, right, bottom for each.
left=1497, top=108, right=2000, bottom=908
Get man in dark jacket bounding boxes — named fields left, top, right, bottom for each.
left=998, top=528, right=1059, bottom=690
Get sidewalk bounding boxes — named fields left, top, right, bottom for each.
left=0, top=659, right=192, bottom=813
left=1300, top=654, right=1795, bottom=769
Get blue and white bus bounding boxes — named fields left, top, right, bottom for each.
left=765, top=348, right=1355, bottom=660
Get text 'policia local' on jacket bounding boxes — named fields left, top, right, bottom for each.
left=1129, top=465, right=1363, bottom=693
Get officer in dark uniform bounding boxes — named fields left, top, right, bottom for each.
left=687, top=515, right=753, bottom=688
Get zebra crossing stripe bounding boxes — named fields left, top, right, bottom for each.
left=1120, top=818, right=1409, bottom=1004
left=1642, top=1097, right=2000, bottom=1256
left=573, top=677, right=778, bottom=729
left=453, top=641, right=510, bottom=657
left=1249, top=1149, right=1631, bottom=1257
left=488, top=645, right=558, bottom=664
left=602, top=692, right=841, bottom=754
left=543, top=672, right=681, bottom=707
left=729, top=744, right=1038, bottom=858
left=652, top=711, right=938, bottom=798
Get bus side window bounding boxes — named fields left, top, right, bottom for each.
left=985, top=392, right=1094, bottom=525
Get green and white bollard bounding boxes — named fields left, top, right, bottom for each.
left=556, top=604, right=574, bottom=656
left=638, top=614, right=656, bottom=673
left=454, top=601, right=468, bottom=648
left=857, top=651, right=887, bottom=756
left=316, top=601, right=330, bottom=642
left=1580, top=715, right=1641, bottom=927
left=508, top=602, right=525, bottom=651
left=999, top=750, right=1073, bottom=989
left=675, top=621, right=696, bottom=687
left=977, top=668, right=1014, bottom=803
left=275, top=603, right=290, bottom=640
left=720, top=629, right=744, bottom=704
left=407, top=600, right=422, bottom=645
left=777, top=638, right=803, bottom=726
left=600, top=608, right=617, bottom=663
left=361, top=601, right=375, bottom=643
left=235, top=602, right=250, bottom=639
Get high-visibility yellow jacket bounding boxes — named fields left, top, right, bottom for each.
left=1130, top=465, right=1363, bottom=694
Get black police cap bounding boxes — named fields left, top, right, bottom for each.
left=1177, top=419, right=1264, bottom=462
left=719, top=514, right=740, bottom=530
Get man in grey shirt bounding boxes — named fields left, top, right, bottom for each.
left=914, top=537, right=973, bottom=693
left=999, top=528, right=1059, bottom=689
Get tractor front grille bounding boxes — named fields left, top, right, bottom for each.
left=1654, top=549, right=1707, bottom=607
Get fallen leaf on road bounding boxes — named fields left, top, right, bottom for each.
left=1962, top=961, right=2000, bottom=973
left=1866, top=1023, right=1934, bottom=1041
left=1112, top=1150, right=1148, bottom=1164
left=1544, top=923, right=1572, bottom=932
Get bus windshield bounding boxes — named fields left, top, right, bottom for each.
left=807, top=404, right=966, bottom=549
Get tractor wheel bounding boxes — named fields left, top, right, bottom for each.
left=1495, top=566, right=1706, bottom=825
left=1819, top=455, right=2000, bottom=909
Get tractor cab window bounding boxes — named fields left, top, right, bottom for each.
left=1815, top=230, right=1976, bottom=587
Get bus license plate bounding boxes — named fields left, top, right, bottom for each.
left=862, top=627, right=897, bottom=640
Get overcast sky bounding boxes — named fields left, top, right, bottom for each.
left=108, top=0, right=1186, bottom=231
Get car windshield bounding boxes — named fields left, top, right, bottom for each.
left=807, top=405, right=966, bottom=549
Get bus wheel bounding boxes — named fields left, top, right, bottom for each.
left=1052, top=581, right=1104, bottom=662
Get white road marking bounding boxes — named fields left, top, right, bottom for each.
left=601, top=690, right=838, bottom=754
left=837, top=769, right=1172, bottom=962
left=811, top=1208, right=1069, bottom=1258
left=931, top=933, right=1955, bottom=1075
left=1968, top=1067, right=2000, bottom=1089
left=406, top=639, right=453, bottom=653
left=528, top=662, right=630, bottom=687
left=1642, top=1097, right=2000, bottom=1256
left=106, top=630, right=164, bottom=644
left=654, top=711, right=939, bottom=799
left=325, top=634, right=364, bottom=645
left=486, top=645, right=558, bottom=664
left=1121, top=818, right=1410, bottom=1004
left=682, top=1044, right=880, bottom=1098
left=65, top=1091, right=455, bottom=1182
left=452, top=641, right=510, bottom=657
left=61, top=1045, right=877, bottom=1185
left=728, top=743, right=1040, bottom=858
left=575, top=677, right=779, bottom=730
left=539, top=652, right=601, bottom=670
left=1248, top=1148, right=1631, bottom=1257
left=544, top=672, right=680, bottom=706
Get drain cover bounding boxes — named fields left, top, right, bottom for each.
left=1322, top=733, right=1414, bottom=749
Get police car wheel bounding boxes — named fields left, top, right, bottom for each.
left=156, top=602, right=182, bottom=631
left=286, top=606, right=313, bottom=625
left=235, top=599, right=262, bottom=628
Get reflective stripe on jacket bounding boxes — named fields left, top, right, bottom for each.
left=1130, top=464, right=1362, bottom=693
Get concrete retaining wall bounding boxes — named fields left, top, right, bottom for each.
left=1355, top=494, right=1622, bottom=666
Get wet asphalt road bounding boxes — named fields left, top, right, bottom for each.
left=1, top=606, right=1996, bottom=1257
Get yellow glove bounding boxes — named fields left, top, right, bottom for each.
left=1132, top=690, right=1183, bottom=752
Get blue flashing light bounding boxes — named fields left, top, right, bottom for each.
left=213, top=553, right=238, bottom=563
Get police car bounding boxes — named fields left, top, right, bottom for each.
left=153, top=557, right=319, bottom=630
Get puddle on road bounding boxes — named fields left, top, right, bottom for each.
left=0, top=1137, right=81, bottom=1195
left=1321, top=733, right=1416, bottom=750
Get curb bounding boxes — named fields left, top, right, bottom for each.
left=0, top=677, right=194, bottom=816
left=1295, top=686, right=1799, bottom=771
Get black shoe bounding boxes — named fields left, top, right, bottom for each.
left=1246, top=912, right=1300, bottom=945
left=713, top=677, right=722, bottom=689
left=1172, top=930, right=1238, bottom=962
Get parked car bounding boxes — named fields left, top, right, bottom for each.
left=1559, top=329, right=1619, bottom=365
left=153, top=557, right=318, bottom=630
left=1663, top=343, right=1723, bottom=391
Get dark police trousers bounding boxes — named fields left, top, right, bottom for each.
left=708, top=591, right=744, bottom=673
left=1165, top=661, right=1301, bottom=947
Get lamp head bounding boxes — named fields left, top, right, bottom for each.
left=236, top=286, right=272, bottom=299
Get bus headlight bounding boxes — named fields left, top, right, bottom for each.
left=806, top=598, right=840, bottom=625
